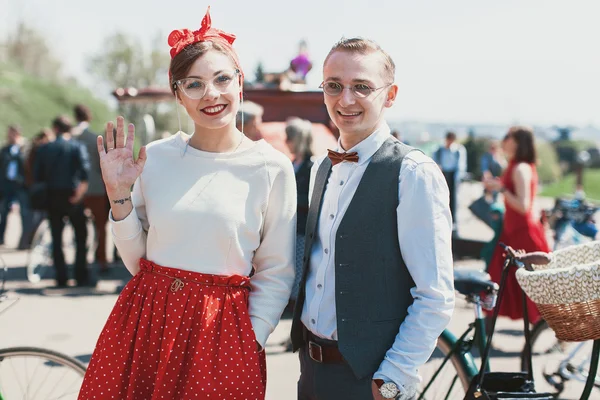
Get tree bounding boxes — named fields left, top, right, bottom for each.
left=87, top=32, right=176, bottom=143
left=254, top=62, right=265, bottom=83
left=0, top=22, right=62, bottom=81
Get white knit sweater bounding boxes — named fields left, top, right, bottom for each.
left=110, top=132, right=297, bottom=347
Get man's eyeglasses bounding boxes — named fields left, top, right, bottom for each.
left=174, top=69, right=240, bottom=100
left=319, top=81, right=391, bottom=98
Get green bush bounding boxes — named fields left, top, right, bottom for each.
left=553, top=140, right=597, bottom=173
left=463, top=136, right=492, bottom=180
left=541, top=169, right=600, bottom=201
left=0, top=63, right=113, bottom=138
left=536, top=140, right=562, bottom=184
left=458, top=135, right=561, bottom=184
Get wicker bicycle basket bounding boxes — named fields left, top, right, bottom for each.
left=515, top=241, right=600, bottom=342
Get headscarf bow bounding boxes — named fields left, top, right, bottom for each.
left=168, top=6, right=237, bottom=59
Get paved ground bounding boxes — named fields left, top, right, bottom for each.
left=0, top=183, right=595, bottom=399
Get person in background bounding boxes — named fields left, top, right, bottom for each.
left=390, top=130, right=409, bottom=145
left=287, top=39, right=313, bottom=84
left=477, top=138, right=507, bottom=269
left=72, top=104, right=110, bottom=274
left=480, top=139, right=506, bottom=202
left=236, top=100, right=264, bottom=141
left=23, top=128, right=54, bottom=246
left=25, top=129, right=54, bottom=186
left=284, top=117, right=314, bottom=308
left=433, top=131, right=467, bottom=233
left=34, top=116, right=90, bottom=287
left=484, top=126, right=550, bottom=325
left=0, top=125, right=30, bottom=249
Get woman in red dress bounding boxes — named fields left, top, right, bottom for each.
left=484, top=126, right=550, bottom=324
left=78, top=7, right=296, bottom=400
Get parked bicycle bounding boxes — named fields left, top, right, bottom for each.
left=0, top=257, right=87, bottom=399
left=516, top=240, right=600, bottom=398
left=521, top=319, right=599, bottom=397
left=416, top=269, right=499, bottom=398
left=545, top=197, right=599, bottom=250
left=515, top=241, right=600, bottom=400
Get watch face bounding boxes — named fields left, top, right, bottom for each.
left=380, top=382, right=400, bottom=398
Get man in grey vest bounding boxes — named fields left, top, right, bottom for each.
left=291, top=37, right=455, bottom=400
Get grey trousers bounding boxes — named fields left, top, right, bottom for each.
left=297, top=344, right=374, bottom=400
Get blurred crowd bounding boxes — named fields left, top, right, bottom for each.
left=1, top=105, right=118, bottom=287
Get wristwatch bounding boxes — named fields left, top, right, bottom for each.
left=374, top=379, right=401, bottom=399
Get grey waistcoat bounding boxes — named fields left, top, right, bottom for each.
left=291, top=137, right=417, bottom=379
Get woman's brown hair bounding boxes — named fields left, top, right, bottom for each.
left=507, top=126, right=536, bottom=164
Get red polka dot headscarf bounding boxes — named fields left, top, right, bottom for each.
left=167, top=6, right=243, bottom=79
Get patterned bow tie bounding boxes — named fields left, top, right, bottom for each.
left=327, top=149, right=360, bottom=166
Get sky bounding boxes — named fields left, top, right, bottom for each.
left=2, top=0, right=600, bottom=127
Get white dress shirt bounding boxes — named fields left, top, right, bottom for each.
left=301, top=123, right=455, bottom=393
left=6, top=145, right=20, bottom=181
left=436, top=142, right=467, bottom=180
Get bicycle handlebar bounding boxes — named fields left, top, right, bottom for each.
left=499, top=243, right=529, bottom=271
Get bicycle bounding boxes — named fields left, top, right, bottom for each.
left=416, top=268, right=499, bottom=399
left=0, top=257, right=87, bottom=399
left=520, top=319, right=599, bottom=397
left=26, top=209, right=98, bottom=284
left=545, top=197, right=599, bottom=251
left=517, top=241, right=600, bottom=398
left=514, top=243, right=600, bottom=400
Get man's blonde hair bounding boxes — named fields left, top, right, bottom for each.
left=324, top=37, right=395, bottom=83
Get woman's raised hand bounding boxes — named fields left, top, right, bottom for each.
left=97, top=116, right=147, bottom=198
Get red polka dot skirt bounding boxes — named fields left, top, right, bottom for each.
left=78, top=259, right=267, bottom=399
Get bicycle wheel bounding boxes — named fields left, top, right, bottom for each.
left=85, top=214, right=98, bottom=264
left=0, top=346, right=86, bottom=399
left=60, top=212, right=98, bottom=265
left=27, top=216, right=99, bottom=284
left=26, top=220, right=54, bottom=283
left=522, top=320, right=599, bottom=397
left=417, top=334, right=472, bottom=399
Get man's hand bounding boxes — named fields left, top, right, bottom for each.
left=371, top=380, right=386, bottom=400
left=69, top=181, right=88, bottom=204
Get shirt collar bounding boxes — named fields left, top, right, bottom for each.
left=447, top=142, right=459, bottom=152
left=72, top=121, right=89, bottom=137
left=336, top=122, right=391, bottom=166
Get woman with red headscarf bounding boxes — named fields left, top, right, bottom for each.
left=78, top=7, right=296, bottom=399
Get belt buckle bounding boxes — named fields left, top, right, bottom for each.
left=308, top=341, right=323, bottom=363
left=170, top=278, right=184, bottom=292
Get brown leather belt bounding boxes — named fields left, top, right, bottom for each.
left=303, top=326, right=345, bottom=364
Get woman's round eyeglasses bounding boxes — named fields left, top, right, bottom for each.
left=174, top=69, right=241, bottom=100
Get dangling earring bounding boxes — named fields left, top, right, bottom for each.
left=240, top=94, right=244, bottom=135
left=174, top=90, right=190, bottom=157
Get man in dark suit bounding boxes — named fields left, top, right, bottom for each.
left=291, top=38, right=455, bottom=399
left=34, top=116, right=91, bottom=287
left=0, top=125, right=29, bottom=248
